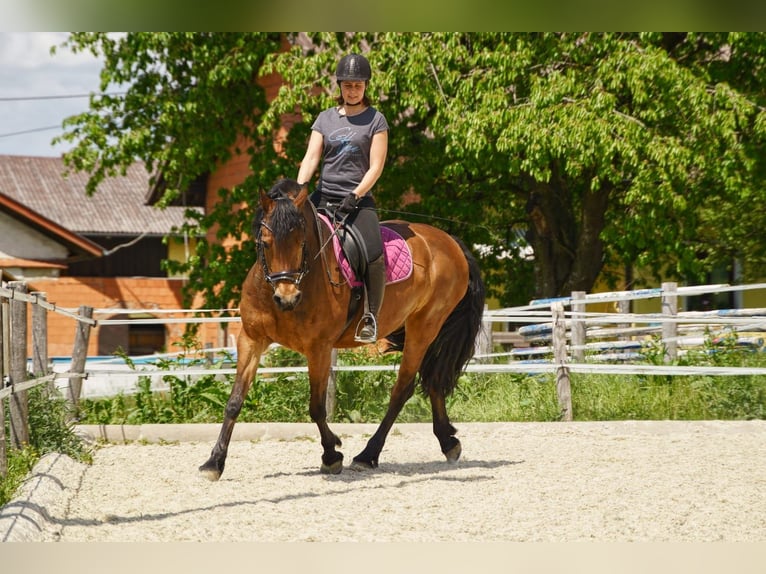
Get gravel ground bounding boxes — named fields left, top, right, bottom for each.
left=3, top=420, right=766, bottom=543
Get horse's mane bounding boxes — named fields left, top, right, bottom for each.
left=253, top=179, right=305, bottom=241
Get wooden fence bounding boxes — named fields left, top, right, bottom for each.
left=481, top=282, right=766, bottom=363
left=2, top=279, right=766, bottom=476
left=478, top=282, right=766, bottom=419
left=0, top=281, right=94, bottom=477
left=47, top=281, right=766, bottom=416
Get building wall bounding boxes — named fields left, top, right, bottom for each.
left=0, top=211, right=69, bottom=261
left=166, top=235, right=196, bottom=278
left=24, top=276, right=210, bottom=358
left=10, top=40, right=299, bottom=362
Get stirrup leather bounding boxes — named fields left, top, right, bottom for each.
left=354, top=313, right=378, bottom=343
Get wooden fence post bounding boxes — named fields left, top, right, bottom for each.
left=617, top=298, right=631, bottom=342
left=475, top=304, right=493, bottom=361
left=0, top=290, right=6, bottom=476
left=68, top=305, right=94, bottom=414
left=552, top=302, right=573, bottom=421
left=326, top=348, right=338, bottom=422
left=9, top=281, right=30, bottom=447
left=662, top=282, right=678, bottom=363
left=31, top=292, right=49, bottom=385
left=0, top=288, right=7, bottom=378
left=570, top=291, right=586, bottom=362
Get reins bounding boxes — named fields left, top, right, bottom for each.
left=307, top=201, right=350, bottom=288
left=255, top=191, right=349, bottom=290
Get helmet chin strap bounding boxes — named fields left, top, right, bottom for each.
left=340, top=100, right=364, bottom=115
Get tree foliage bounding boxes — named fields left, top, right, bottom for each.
left=57, top=32, right=766, bottom=309
left=55, top=32, right=284, bottom=311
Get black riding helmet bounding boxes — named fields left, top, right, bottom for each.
left=335, top=53, right=371, bottom=82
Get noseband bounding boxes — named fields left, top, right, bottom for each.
left=256, top=216, right=309, bottom=289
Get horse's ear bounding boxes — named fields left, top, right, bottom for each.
left=294, top=184, right=309, bottom=209
left=259, top=189, right=273, bottom=212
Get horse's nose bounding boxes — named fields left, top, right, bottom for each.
left=273, top=288, right=302, bottom=311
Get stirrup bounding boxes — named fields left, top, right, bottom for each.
left=354, top=313, right=378, bottom=343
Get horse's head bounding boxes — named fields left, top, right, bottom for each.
left=255, top=179, right=310, bottom=311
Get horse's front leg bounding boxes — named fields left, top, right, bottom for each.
left=199, top=334, right=266, bottom=481
left=307, top=349, right=343, bottom=474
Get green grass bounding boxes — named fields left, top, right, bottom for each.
left=1, top=386, right=93, bottom=507
left=3, top=339, right=764, bottom=507
left=74, top=343, right=766, bottom=426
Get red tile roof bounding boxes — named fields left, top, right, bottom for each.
left=0, top=155, right=201, bottom=236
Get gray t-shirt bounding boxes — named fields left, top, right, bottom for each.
left=311, top=106, right=389, bottom=199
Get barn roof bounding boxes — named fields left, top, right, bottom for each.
left=0, top=155, right=201, bottom=236
left=0, top=191, right=103, bottom=258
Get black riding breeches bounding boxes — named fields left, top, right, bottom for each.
left=312, top=192, right=383, bottom=262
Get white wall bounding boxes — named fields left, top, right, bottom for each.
left=0, top=210, right=70, bottom=260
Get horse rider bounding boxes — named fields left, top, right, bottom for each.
left=296, top=53, right=390, bottom=343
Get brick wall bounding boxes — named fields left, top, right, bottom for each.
left=25, top=277, right=239, bottom=358
left=206, top=38, right=302, bottom=252
left=16, top=39, right=305, bottom=362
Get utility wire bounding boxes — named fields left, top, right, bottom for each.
left=0, top=91, right=126, bottom=139
left=0, top=91, right=125, bottom=102
left=0, top=94, right=90, bottom=101
left=0, top=125, right=62, bottom=138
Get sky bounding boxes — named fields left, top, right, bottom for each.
left=0, top=32, right=103, bottom=157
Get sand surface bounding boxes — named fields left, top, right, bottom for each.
left=3, top=421, right=765, bottom=542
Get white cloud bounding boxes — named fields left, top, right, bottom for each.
left=0, top=32, right=66, bottom=68
left=0, top=32, right=103, bottom=157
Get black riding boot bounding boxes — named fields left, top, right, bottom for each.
left=355, top=254, right=386, bottom=343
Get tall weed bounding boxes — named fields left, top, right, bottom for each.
left=1, top=385, right=92, bottom=507
left=75, top=342, right=766, bottom=426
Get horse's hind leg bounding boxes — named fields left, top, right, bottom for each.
left=352, top=338, right=462, bottom=469
left=428, top=387, right=461, bottom=462
left=199, top=334, right=264, bottom=481
left=351, top=355, right=420, bottom=470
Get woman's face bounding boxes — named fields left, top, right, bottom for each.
left=340, top=81, right=366, bottom=105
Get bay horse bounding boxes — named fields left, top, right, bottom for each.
left=199, top=178, right=485, bottom=479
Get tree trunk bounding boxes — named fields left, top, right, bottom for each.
left=525, top=174, right=611, bottom=298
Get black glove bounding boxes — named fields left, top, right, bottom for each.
left=338, top=193, right=359, bottom=214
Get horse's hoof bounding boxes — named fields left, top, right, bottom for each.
left=350, top=454, right=378, bottom=471
left=199, top=460, right=222, bottom=481
left=320, top=451, right=344, bottom=474
left=199, top=467, right=222, bottom=482
left=320, top=460, right=344, bottom=474
left=444, top=440, right=462, bottom=463
left=349, top=459, right=376, bottom=472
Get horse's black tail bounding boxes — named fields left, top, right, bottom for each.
left=418, top=237, right=486, bottom=397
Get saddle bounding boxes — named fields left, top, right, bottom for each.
left=316, top=212, right=413, bottom=287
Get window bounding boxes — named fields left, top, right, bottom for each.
left=98, top=313, right=166, bottom=356
left=128, top=323, right=166, bottom=355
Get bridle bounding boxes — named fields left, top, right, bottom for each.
left=255, top=194, right=346, bottom=291
left=256, top=216, right=309, bottom=289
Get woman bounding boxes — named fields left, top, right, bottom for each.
left=297, top=53, right=389, bottom=343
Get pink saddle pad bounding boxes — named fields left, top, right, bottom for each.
left=317, top=213, right=413, bottom=287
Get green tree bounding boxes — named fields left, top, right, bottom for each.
left=57, top=33, right=766, bottom=310
left=55, top=32, right=284, bottom=314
